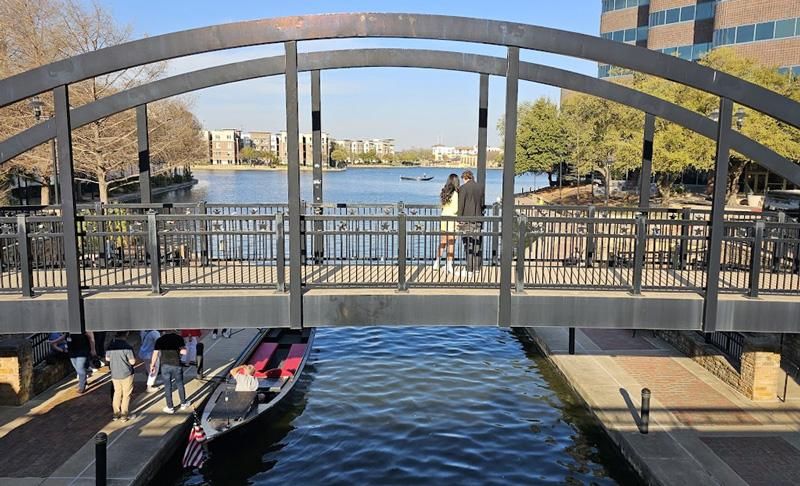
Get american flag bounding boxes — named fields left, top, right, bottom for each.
left=182, top=422, right=208, bottom=469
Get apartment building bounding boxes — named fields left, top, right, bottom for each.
left=599, top=0, right=800, bottom=78
left=333, top=139, right=396, bottom=160
left=201, top=129, right=241, bottom=165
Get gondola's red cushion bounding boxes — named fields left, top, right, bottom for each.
left=280, top=344, right=306, bottom=378
left=247, top=343, right=278, bottom=372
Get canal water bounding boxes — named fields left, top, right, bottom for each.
left=157, top=168, right=641, bottom=485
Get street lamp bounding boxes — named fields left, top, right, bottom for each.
left=28, top=96, right=59, bottom=205
left=604, top=156, right=613, bottom=206
left=734, top=107, right=746, bottom=130
left=708, top=107, right=746, bottom=129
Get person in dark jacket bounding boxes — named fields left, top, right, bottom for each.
left=67, top=331, right=96, bottom=393
left=457, top=170, right=485, bottom=273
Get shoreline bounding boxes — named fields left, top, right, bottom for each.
left=191, top=164, right=504, bottom=172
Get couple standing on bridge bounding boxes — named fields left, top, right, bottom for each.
left=433, top=170, right=485, bottom=275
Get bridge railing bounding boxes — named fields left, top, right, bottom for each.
left=1, top=206, right=798, bottom=296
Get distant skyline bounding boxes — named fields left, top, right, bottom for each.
left=96, top=1, right=601, bottom=149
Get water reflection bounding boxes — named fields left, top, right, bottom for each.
left=172, top=328, right=639, bottom=486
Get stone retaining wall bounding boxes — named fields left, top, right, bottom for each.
left=656, top=331, right=780, bottom=401
left=0, top=338, right=73, bottom=406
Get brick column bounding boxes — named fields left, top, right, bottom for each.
left=740, top=336, right=781, bottom=401
left=0, top=337, right=33, bottom=406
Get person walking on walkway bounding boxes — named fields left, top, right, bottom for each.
left=180, top=329, right=201, bottom=365
left=139, top=329, right=161, bottom=392
left=153, top=330, right=190, bottom=414
left=105, top=332, right=136, bottom=421
left=433, top=174, right=460, bottom=274
left=66, top=331, right=96, bottom=393
left=457, top=170, right=485, bottom=274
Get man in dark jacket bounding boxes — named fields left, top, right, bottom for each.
left=457, top=170, right=485, bottom=273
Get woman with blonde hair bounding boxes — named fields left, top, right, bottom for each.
left=433, top=174, right=460, bottom=273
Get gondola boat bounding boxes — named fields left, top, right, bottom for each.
left=400, top=175, right=434, bottom=181
left=199, top=327, right=315, bottom=441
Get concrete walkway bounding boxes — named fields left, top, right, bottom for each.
left=526, top=327, right=800, bottom=486
left=0, top=328, right=258, bottom=486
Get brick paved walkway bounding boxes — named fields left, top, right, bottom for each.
left=701, top=436, right=800, bottom=486
left=527, top=327, right=800, bottom=486
left=615, top=355, right=759, bottom=427
left=0, top=369, right=117, bottom=477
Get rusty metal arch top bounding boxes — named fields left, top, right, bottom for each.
left=0, top=13, right=799, bottom=130
left=1, top=48, right=798, bottom=186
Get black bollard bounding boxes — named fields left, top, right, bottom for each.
left=640, top=388, right=651, bottom=434
left=196, top=342, right=204, bottom=379
left=568, top=327, right=576, bottom=355
left=95, top=432, right=107, bottom=486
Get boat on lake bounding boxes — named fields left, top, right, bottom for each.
left=400, top=174, right=434, bottom=181
left=199, top=328, right=315, bottom=441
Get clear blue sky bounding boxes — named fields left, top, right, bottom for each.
left=99, top=0, right=601, bottom=149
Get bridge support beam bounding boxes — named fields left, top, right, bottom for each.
left=498, top=47, right=519, bottom=328
left=703, top=97, right=733, bottom=333
left=477, top=73, right=489, bottom=189
left=54, top=85, right=85, bottom=333
left=639, top=113, right=655, bottom=210
left=285, top=41, right=303, bottom=329
left=311, top=69, right=324, bottom=263
left=137, top=104, right=151, bottom=204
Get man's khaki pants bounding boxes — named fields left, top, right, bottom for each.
left=112, top=374, right=134, bottom=417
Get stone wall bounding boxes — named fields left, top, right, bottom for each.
left=0, top=337, right=33, bottom=405
left=656, top=331, right=780, bottom=401
left=0, top=338, right=73, bottom=406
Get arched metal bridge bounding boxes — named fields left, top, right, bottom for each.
left=0, top=13, right=798, bottom=334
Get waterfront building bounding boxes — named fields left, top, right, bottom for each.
left=333, top=138, right=395, bottom=161
left=247, top=131, right=273, bottom=153
left=599, top=0, right=800, bottom=79
left=432, top=145, right=500, bottom=164
left=201, top=129, right=241, bottom=165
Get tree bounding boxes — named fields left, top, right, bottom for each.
left=0, top=0, right=204, bottom=203
left=561, top=94, right=641, bottom=198
left=500, top=98, right=570, bottom=181
left=628, top=48, right=800, bottom=202
left=331, top=148, right=348, bottom=164
left=360, top=149, right=379, bottom=164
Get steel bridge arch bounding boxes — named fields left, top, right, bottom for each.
left=1, top=48, right=798, bottom=186
left=0, top=13, right=798, bottom=129
left=2, top=13, right=799, bottom=335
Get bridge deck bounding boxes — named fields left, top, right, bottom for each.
left=2, top=262, right=798, bottom=294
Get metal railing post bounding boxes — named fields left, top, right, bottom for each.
left=146, top=211, right=161, bottom=294
left=397, top=211, right=407, bottom=291
left=632, top=213, right=647, bottom=294
left=772, top=211, right=786, bottom=273
left=586, top=205, right=596, bottom=267
left=515, top=214, right=527, bottom=292
left=197, top=201, right=209, bottom=266
left=94, top=201, right=105, bottom=267
left=749, top=221, right=764, bottom=298
left=491, top=202, right=500, bottom=265
left=678, top=207, right=691, bottom=270
left=276, top=212, right=286, bottom=292
left=16, top=214, right=33, bottom=297
left=300, top=199, right=308, bottom=264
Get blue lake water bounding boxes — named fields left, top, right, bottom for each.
left=156, top=166, right=547, bottom=205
